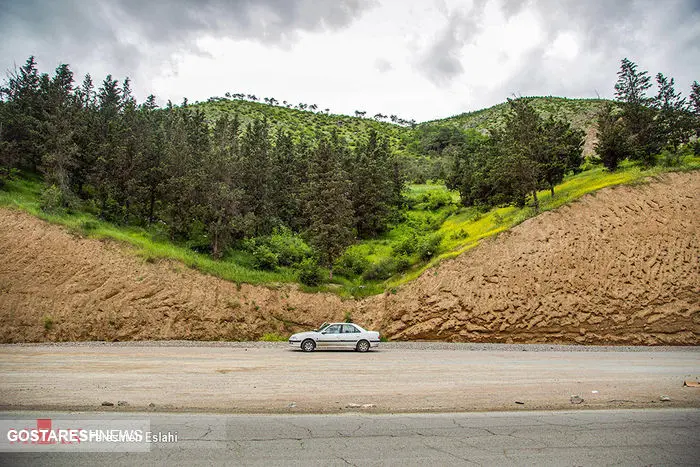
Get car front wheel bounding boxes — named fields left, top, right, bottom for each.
left=356, top=340, right=370, bottom=352
left=301, top=339, right=316, bottom=352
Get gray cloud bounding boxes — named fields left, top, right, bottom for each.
left=416, top=0, right=700, bottom=107
left=416, top=1, right=486, bottom=86
left=1, top=0, right=373, bottom=92
left=497, top=0, right=700, bottom=101
left=375, top=58, right=393, bottom=73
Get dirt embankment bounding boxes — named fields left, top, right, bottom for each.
left=1, top=172, right=698, bottom=344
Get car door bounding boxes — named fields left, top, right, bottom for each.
left=340, top=324, right=361, bottom=348
left=317, top=324, right=342, bottom=348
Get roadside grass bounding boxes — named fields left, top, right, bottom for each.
left=2, top=157, right=698, bottom=297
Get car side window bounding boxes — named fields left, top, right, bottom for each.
left=342, top=324, right=359, bottom=333
left=325, top=324, right=341, bottom=334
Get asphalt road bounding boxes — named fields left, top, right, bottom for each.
left=1, top=344, right=699, bottom=413
left=1, top=409, right=699, bottom=465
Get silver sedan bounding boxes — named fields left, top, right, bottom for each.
left=289, top=322, right=380, bottom=352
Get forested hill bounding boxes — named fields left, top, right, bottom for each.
left=194, top=97, right=416, bottom=157
left=194, top=96, right=610, bottom=161
left=421, top=97, right=606, bottom=131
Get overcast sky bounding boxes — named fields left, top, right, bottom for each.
left=2, top=0, right=699, bottom=121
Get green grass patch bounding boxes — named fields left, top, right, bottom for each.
left=260, top=332, right=288, bottom=342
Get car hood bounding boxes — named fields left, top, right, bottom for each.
left=289, top=331, right=318, bottom=340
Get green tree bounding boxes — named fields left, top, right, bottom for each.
left=2, top=56, right=43, bottom=171
left=690, top=81, right=700, bottom=137
left=501, top=99, right=545, bottom=210
left=72, top=74, right=98, bottom=197
left=614, top=58, right=652, bottom=106
left=238, top=118, right=273, bottom=235
left=202, top=115, right=243, bottom=257
left=445, top=129, right=491, bottom=206
left=613, top=58, right=659, bottom=164
left=305, top=135, right=354, bottom=280
left=270, top=130, right=302, bottom=229
left=350, top=129, right=394, bottom=237
left=539, top=117, right=584, bottom=196
left=39, top=64, right=79, bottom=206
left=595, top=103, right=631, bottom=171
left=653, top=73, right=693, bottom=152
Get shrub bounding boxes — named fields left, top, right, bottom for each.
left=334, top=249, right=370, bottom=277
left=252, top=244, right=279, bottom=270
left=260, top=332, right=287, bottom=341
left=416, top=232, right=443, bottom=260
left=449, top=228, right=469, bottom=240
left=0, top=166, right=18, bottom=189
left=393, top=254, right=411, bottom=272
left=362, top=257, right=398, bottom=281
left=266, top=227, right=313, bottom=266
left=298, top=258, right=323, bottom=286
left=392, top=232, right=417, bottom=256
left=40, top=184, right=64, bottom=213
left=80, top=220, right=99, bottom=232
left=692, top=140, right=700, bottom=156
left=660, top=147, right=690, bottom=167
left=43, top=316, right=54, bottom=331
left=424, top=190, right=453, bottom=210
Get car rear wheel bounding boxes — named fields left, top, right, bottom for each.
left=301, top=339, right=316, bottom=352
left=356, top=340, right=370, bottom=352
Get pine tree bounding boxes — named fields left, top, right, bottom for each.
left=202, top=115, right=243, bottom=257
left=613, top=59, right=658, bottom=164
left=2, top=56, right=43, bottom=170
left=351, top=129, right=394, bottom=237
left=614, top=58, right=652, bottom=105
left=653, top=73, right=692, bottom=152
left=502, top=99, right=545, bottom=210
left=595, top=103, right=631, bottom=171
left=73, top=74, right=98, bottom=197
left=690, top=81, right=700, bottom=137
left=305, top=136, right=354, bottom=280
left=539, top=117, right=584, bottom=196
left=39, top=64, right=79, bottom=205
left=270, top=130, right=302, bottom=229
left=238, top=118, right=273, bottom=235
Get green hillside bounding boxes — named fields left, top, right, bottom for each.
left=195, top=97, right=416, bottom=157
left=421, top=97, right=607, bottom=132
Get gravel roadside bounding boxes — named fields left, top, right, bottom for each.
left=2, top=340, right=699, bottom=352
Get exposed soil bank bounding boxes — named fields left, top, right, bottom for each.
left=0, top=172, right=698, bottom=344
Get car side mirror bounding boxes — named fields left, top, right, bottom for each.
left=321, top=331, right=327, bottom=334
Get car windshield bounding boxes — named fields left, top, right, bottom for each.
left=315, top=322, right=329, bottom=332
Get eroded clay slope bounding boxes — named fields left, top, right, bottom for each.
left=0, top=172, right=698, bottom=344
left=0, top=211, right=352, bottom=343
left=356, top=172, right=699, bottom=344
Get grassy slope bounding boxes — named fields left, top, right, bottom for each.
left=196, top=97, right=608, bottom=157
left=195, top=98, right=416, bottom=157
left=3, top=159, right=698, bottom=297
left=419, top=96, right=607, bottom=132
